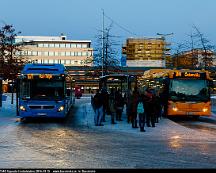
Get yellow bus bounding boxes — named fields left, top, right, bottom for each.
left=140, top=69, right=212, bottom=118
left=167, top=69, right=212, bottom=117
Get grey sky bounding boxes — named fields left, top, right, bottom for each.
left=0, top=0, right=215, bottom=52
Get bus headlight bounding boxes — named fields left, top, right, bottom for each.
left=203, top=108, right=208, bottom=112
left=58, top=106, right=64, bottom=112
left=173, top=107, right=178, bottom=112
left=20, top=106, right=26, bottom=111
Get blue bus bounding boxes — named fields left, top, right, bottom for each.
left=16, top=64, right=75, bottom=119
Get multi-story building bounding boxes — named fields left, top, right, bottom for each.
left=172, top=49, right=216, bottom=69
left=15, top=35, right=93, bottom=66
left=122, top=37, right=171, bottom=68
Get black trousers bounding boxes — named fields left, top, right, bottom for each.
left=139, top=113, right=145, bottom=130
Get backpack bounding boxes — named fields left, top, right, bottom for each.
left=137, top=102, right=144, bottom=114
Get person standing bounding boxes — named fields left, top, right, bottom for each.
left=137, top=95, right=146, bottom=132
left=93, top=89, right=104, bottom=126
left=109, top=88, right=117, bottom=124
left=125, top=90, right=132, bottom=123
left=131, top=87, right=139, bottom=128
left=101, top=88, right=109, bottom=122
left=144, top=87, right=156, bottom=127
left=115, top=89, right=124, bottom=121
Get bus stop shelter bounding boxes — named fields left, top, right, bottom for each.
left=99, top=74, right=137, bottom=93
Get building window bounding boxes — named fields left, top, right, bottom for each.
left=37, top=59, right=42, bottom=63
left=54, top=52, right=59, bottom=56
left=70, top=52, right=75, bottom=56
left=61, top=52, right=66, bottom=56
left=65, top=60, right=71, bottom=64
left=44, top=44, right=49, bottom=48
left=66, top=44, right=71, bottom=48
left=38, top=52, right=42, bottom=56
left=53, top=59, right=58, bottom=64
left=44, top=52, right=49, bottom=56
left=32, top=51, right=37, bottom=56
left=71, top=44, right=76, bottom=48
left=82, top=44, right=87, bottom=48
left=77, top=44, right=82, bottom=48
left=49, top=52, right=54, bottom=56
left=44, top=59, right=49, bottom=63
left=66, top=52, right=70, bottom=56
left=55, top=44, right=60, bottom=48
left=60, top=44, right=66, bottom=48
left=38, top=44, right=43, bottom=47
left=82, top=52, right=87, bottom=56
left=49, top=59, right=54, bottom=64
left=77, top=52, right=82, bottom=56
left=49, top=44, right=54, bottom=48
left=27, top=51, right=32, bottom=56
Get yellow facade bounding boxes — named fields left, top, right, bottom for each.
left=125, top=38, right=166, bottom=60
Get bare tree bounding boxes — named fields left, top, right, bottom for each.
left=0, top=24, right=26, bottom=80
left=84, top=23, right=121, bottom=77
left=192, top=25, right=215, bottom=69
left=173, top=26, right=215, bottom=69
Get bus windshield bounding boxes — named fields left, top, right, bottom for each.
left=20, top=79, right=64, bottom=101
left=169, top=79, right=209, bottom=102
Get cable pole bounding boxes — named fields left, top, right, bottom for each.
left=102, top=9, right=105, bottom=77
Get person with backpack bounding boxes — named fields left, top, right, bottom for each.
left=137, top=95, right=146, bottom=132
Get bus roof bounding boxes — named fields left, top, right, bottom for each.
left=21, top=64, right=66, bottom=74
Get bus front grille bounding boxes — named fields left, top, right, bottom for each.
left=29, top=105, right=55, bottom=109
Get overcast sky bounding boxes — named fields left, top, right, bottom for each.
left=0, top=0, right=215, bottom=52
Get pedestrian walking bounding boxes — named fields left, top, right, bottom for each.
left=137, top=95, right=145, bottom=132
left=93, top=89, right=104, bottom=126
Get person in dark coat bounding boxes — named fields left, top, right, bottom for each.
left=93, top=89, right=104, bottom=126
left=115, top=89, right=124, bottom=121
left=109, top=88, right=117, bottom=124
left=101, top=88, right=109, bottom=122
left=131, top=87, right=139, bottom=128
left=143, top=87, right=156, bottom=127
left=137, top=94, right=146, bottom=132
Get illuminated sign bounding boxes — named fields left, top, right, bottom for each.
left=173, top=72, right=205, bottom=79
left=184, top=72, right=200, bottom=78
left=27, top=74, right=33, bottom=79
left=39, top=74, right=53, bottom=79
left=26, top=74, right=53, bottom=79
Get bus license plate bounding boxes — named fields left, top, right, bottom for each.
left=187, top=112, right=193, bottom=115
left=37, top=113, right=47, bottom=116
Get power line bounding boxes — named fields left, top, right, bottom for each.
left=103, top=12, right=138, bottom=36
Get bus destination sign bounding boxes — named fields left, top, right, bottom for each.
left=173, top=72, right=206, bottom=79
